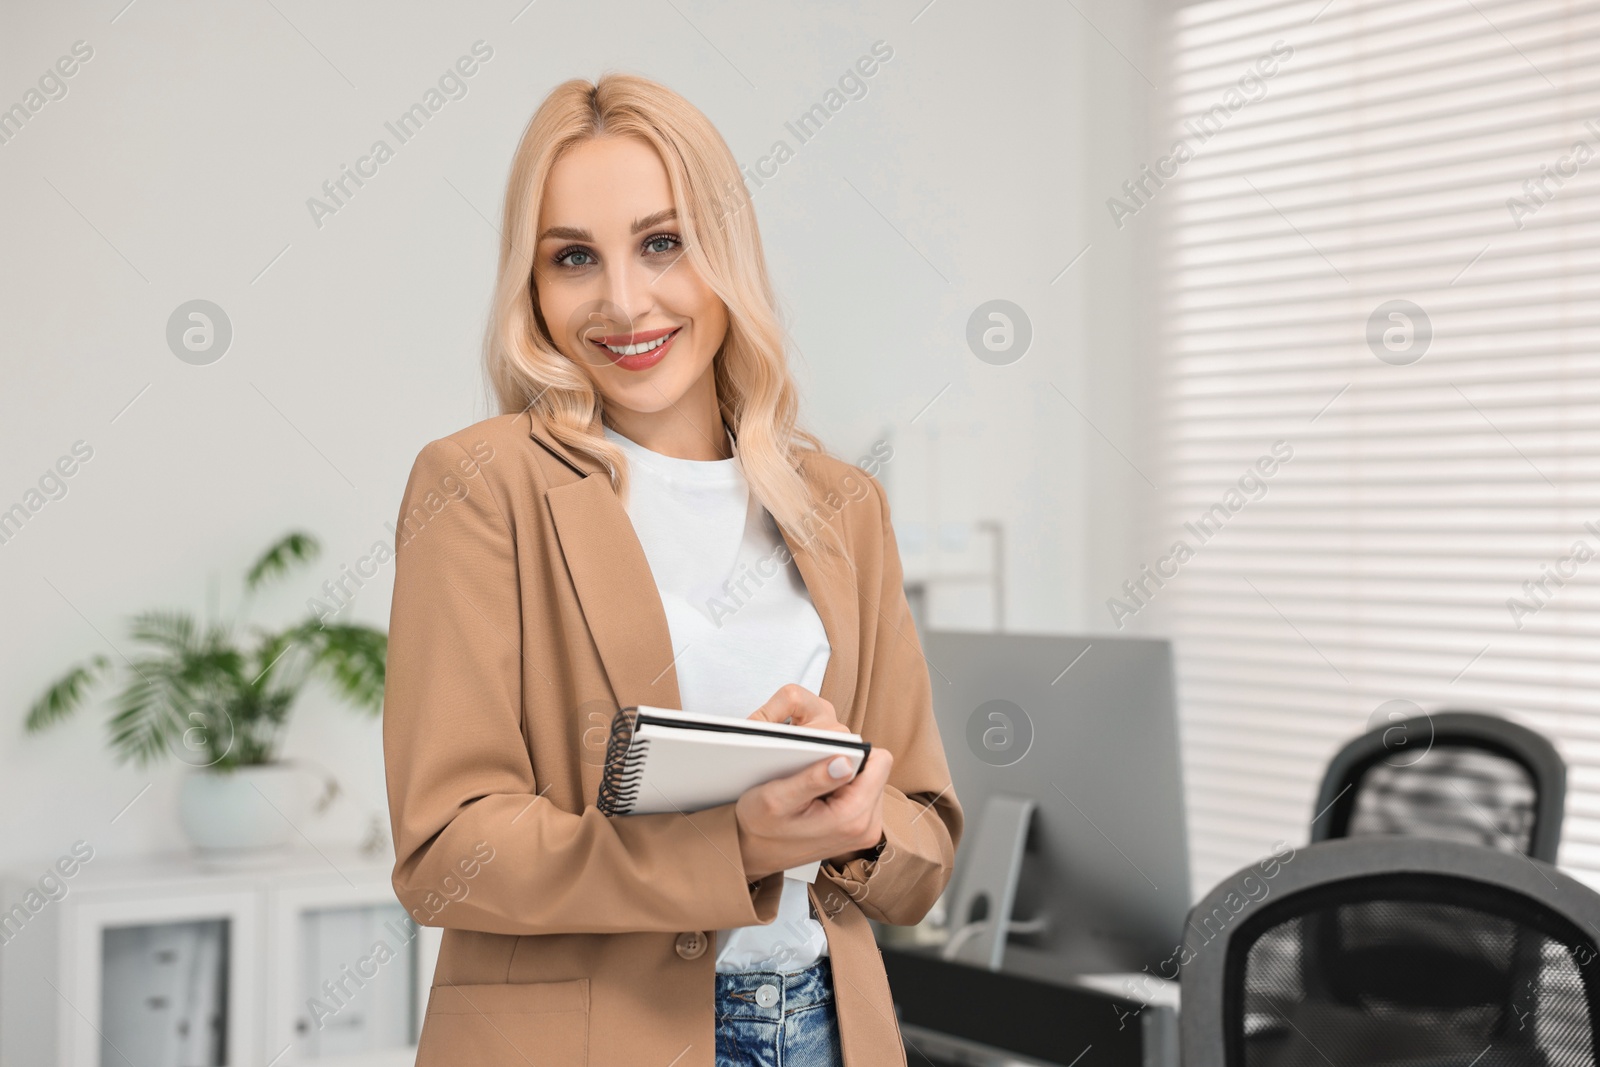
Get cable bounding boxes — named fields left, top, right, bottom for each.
left=938, top=914, right=1049, bottom=961
left=940, top=919, right=990, bottom=961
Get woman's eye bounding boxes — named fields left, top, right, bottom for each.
left=644, top=233, right=680, bottom=256
left=555, top=247, right=594, bottom=269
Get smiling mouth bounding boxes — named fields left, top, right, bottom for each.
left=590, top=326, right=680, bottom=357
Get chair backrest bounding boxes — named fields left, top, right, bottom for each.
left=1180, top=837, right=1600, bottom=1067
left=1311, top=710, right=1566, bottom=862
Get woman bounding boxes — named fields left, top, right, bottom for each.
left=382, top=72, right=963, bottom=1067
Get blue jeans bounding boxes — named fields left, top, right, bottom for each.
left=714, top=957, right=845, bottom=1066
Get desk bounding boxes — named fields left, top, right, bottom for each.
left=881, top=946, right=1177, bottom=1067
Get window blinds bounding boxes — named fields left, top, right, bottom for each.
left=1151, top=0, right=1600, bottom=897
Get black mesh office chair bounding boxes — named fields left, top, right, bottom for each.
left=1312, top=710, right=1566, bottom=862
left=1181, top=837, right=1600, bottom=1067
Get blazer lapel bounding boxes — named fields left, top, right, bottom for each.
left=546, top=472, right=684, bottom=712
left=778, top=492, right=861, bottom=725
left=530, top=414, right=682, bottom=716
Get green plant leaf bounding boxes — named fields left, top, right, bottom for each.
left=24, top=654, right=112, bottom=732
left=304, top=622, right=388, bottom=714
left=252, top=623, right=316, bottom=695
left=246, top=531, right=320, bottom=592
left=107, top=657, right=198, bottom=767
left=127, top=609, right=201, bottom=657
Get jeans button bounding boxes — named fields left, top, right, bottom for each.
left=755, top=983, right=779, bottom=1008
left=674, top=931, right=707, bottom=959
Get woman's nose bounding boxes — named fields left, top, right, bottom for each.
left=599, top=260, right=654, bottom=328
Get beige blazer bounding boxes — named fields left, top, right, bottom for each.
left=382, top=410, right=964, bottom=1066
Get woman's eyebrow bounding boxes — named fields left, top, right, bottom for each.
left=538, top=208, right=678, bottom=244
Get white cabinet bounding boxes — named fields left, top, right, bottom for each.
left=266, top=878, right=424, bottom=1063
left=0, top=848, right=440, bottom=1067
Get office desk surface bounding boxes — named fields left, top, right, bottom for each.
left=881, top=945, right=1157, bottom=1066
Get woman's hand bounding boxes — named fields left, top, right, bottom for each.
left=746, top=683, right=851, bottom=735
left=735, top=684, right=893, bottom=881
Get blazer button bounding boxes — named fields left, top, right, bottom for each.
left=674, top=931, right=708, bottom=960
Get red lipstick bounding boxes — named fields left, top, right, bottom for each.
left=589, top=325, right=681, bottom=371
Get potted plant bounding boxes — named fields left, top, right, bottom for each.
left=25, top=531, right=387, bottom=857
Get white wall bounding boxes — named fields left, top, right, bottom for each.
left=0, top=0, right=1158, bottom=869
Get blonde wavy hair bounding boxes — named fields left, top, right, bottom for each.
left=483, top=72, right=837, bottom=551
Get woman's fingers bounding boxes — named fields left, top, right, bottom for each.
left=769, top=747, right=894, bottom=823
left=763, top=753, right=861, bottom=812
left=748, top=683, right=823, bottom=723
left=735, top=747, right=896, bottom=876
left=826, top=747, right=893, bottom=811
left=748, top=683, right=846, bottom=732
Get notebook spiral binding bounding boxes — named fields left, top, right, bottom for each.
left=596, top=706, right=652, bottom=816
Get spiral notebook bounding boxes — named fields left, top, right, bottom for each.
left=597, top=704, right=872, bottom=816
left=597, top=705, right=871, bottom=880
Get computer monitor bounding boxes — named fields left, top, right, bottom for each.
left=919, top=630, right=1190, bottom=982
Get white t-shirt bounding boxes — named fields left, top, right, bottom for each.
left=601, top=422, right=833, bottom=973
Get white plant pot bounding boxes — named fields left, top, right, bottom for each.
left=177, top=763, right=311, bottom=857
